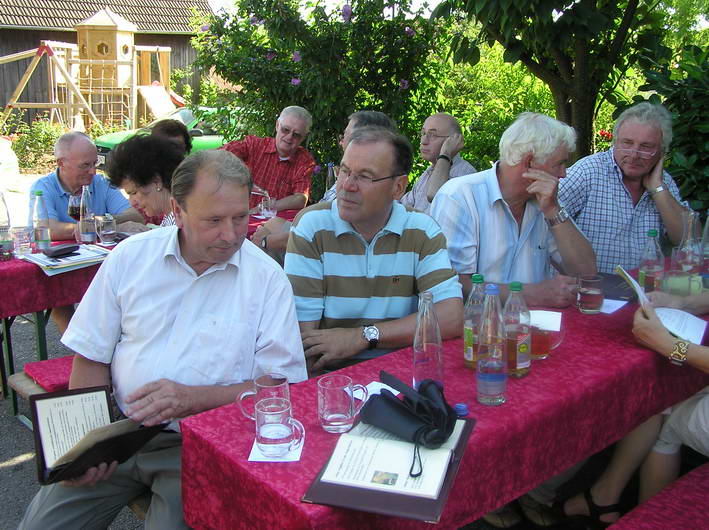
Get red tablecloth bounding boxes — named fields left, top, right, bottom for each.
left=247, top=209, right=299, bottom=238
left=0, top=253, right=100, bottom=320
left=181, top=304, right=709, bottom=529
left=610, top=463, right=709, bottom=529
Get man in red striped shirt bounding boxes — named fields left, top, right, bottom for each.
left=222, top=106, right=315, bottom=211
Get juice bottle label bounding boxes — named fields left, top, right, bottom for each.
left=463, top=326, right=476, bottom=362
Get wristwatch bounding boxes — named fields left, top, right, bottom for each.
left=649, top=185, right=665, bottom=195
left=260, top=236, right=268, bottom=250
left=362, top=325, right=380, bottom=350
left=545, top=207, right=569, bottom=228
left=437, top=154, right=452, bottom=164
left=668, top=339, right=689, bottom=366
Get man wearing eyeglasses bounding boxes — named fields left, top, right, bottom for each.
left=284, top=126, right=463, bottom=372
left=400, top=112, right=475, bottom=213
left=222, top=105, right=315, bottom=211
left=28, top=132, right=135, bottom=242
left=558, top=102, right=688, bottom=273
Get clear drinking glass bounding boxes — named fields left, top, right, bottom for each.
left=317, top=374, right=368, bottom=433
left=254, top=397, right=304, bottom=458
left=237, top=373, right=290, bottom=420
left=577, top=275, right=604, bottom=314
left=11, top=226, right=33, bottom=256
left=95, top=214, right=117, bottom=245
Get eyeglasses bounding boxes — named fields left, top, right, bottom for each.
left=337, top=167, right=402, bottom=185
left=419, top=130, right=449, bottom=141
left=73, top=160, right=99, bottom=170
left=615, top=147, right=657, bottom=160
left=278, top=124, right=305, bottom=141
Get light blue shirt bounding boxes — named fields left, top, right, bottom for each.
left=430, top=164, right=564, bottom=284
left=28, top=170, right=130, bottom=225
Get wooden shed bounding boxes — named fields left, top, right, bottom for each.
left=0, top=0, right=213, bottom=124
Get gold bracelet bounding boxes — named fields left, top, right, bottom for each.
left=668, top=340, right=689, bottom=366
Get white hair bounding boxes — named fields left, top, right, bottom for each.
left=499, top=112, right=577, bottom=165
left=613, top=102, right=673, bottom=153
left=278, top=105, right=312, bottom=133
left=54, top=131, right=93, bottom=159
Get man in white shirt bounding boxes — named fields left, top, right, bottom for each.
left=400, top=112, right=476, bottom=213
left=430, top=112, right=597, bottom=307
left=20, top=150, right=307, bottom=529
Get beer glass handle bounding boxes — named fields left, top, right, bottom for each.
left=288, top=417, right=305, bottom=452
left=237, top=388, right=256, bottom=420
left=351, top=384, right=369, bottom=414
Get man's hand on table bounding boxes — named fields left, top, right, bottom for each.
left=62, top=460, right=118, bottom=487
left=524, top=275, right=578, bottom=308
left=301, top=327, right=365, bottom=371
left=124, top=379, right=196, bottom=426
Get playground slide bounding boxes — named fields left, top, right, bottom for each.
left=138, top=85, right=176, bottom=120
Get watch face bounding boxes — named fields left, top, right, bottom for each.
left=363, top=326, right=379, bottom=341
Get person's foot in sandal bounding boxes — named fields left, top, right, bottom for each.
left=518, top=493, right=561, bottom=527
left=481, top=501, right=523, bottom=528
left=560, top=487, right=620, bottom=526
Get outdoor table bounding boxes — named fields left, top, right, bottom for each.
left=181, top=303, right=709, bottom=529
left=0, top=247, right=99, bottom=410
left=247, top=209, right=299, bottom=238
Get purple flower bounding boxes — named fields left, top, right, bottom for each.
left=250, top=15, right=259, bottom=25
left=292, top=51, right=301, bottom=62
left=200, top=24, right=210, bottom=32
left=313, top=165, right=321, bottom=174
left=265, top=51, right=276, bottom=61
left=342, top=4, right=352, bottom=23
left=399, top=79, right=409, bottom=90
left=290, top=78, right=301, bottom=86
left=404, top=26, right=415, bottom=36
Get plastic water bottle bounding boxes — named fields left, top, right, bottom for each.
left=412, top=291, right=443, bottom=390
left=638, top=229, right=664, bottom=293
left=0, top=192, right=11, bottom=258
left=79, top=185, right=96, bottom=243
left=463, top=273, right=485, bottom=369
left=503, top=282, right=531, bottom=378
left=477, top=284, right=506, bottom=406
left=32, top=190, right=51, bottom=251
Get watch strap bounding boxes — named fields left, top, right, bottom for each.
left=649, top=185, right=665, bottom=195
left=437, top=154, right=452, bottom=164
left=669, top=340, right=689, bottom=366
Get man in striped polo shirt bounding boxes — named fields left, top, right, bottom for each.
left=284, top=127, right=463, bottom=372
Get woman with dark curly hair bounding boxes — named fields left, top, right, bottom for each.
left=105, top=134, right=185, bottom=226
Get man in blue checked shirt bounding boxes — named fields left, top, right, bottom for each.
left=559, top=102, right=688, bottom=273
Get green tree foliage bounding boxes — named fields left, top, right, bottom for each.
left=192, top=0, right=449, bottom=199
left=432, top=0, right=668, bottom=159
left=631, top=46, right=709, bottom=211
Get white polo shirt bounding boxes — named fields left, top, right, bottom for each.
left=62, top=226, right=307, bottom=416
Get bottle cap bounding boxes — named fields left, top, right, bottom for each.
left=471, top=273, right=484, bottom=283
left=454, top=403, right=469, bottom=417
left=647, top=229, right=657, bottom=237
left=484, top=283, right=499, bottom=295
left=509, top=281, right=522, bottom=292
left=35, top=190, right=43, bottom=196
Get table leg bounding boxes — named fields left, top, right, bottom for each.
left=2, top=317, right=18, bottom=415
left=34, top=310, right=51, bottom=362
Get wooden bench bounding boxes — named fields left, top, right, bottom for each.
left=610, top=462, right=709, bottom=529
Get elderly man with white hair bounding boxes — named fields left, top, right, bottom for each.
left=559, top=102, right=688, bottom=273
left=431, top=112, right=596, bottom=307
left=222, top=105, right=315, bottom=211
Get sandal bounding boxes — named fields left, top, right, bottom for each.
left=518, top=493, right=561, bottom=527
left=481, top=501, right=523, bottom=528
left=554, top=489, right=620, bottom=528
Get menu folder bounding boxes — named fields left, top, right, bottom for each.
left=301, top=418, right=474, bottom=523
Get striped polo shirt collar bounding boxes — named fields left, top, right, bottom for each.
left=331, top=199, right=405, bottom=238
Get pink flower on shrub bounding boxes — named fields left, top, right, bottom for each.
left=291, top=78, right=301, bottom=86
left=404, top=26, right=415, bottom=36
left=399, top=79, right=409, bottom=90
left=266, top=51, right=276, bottom=61
left=292, top=51, right=302, bottom=62
left=342, top=4, right=352, bottom=23
left=313, top=165, right=321, bottom=174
